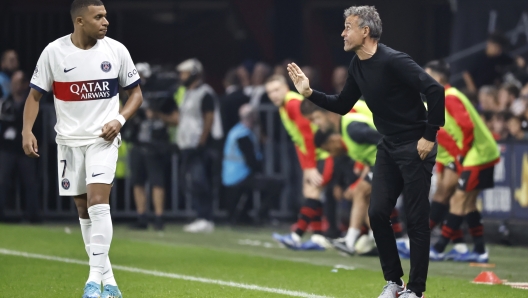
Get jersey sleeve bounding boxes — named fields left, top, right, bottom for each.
left=285, top=99, right=317, bottom=169
left=30, top=45, right=53, bottom=94
left=201, top=93, right=215, bottom=113
left=445, top=95, right=474, bottom=157
left=118, top=44, right=141, bottom=90
left=437, top=127, right=460, bottom=158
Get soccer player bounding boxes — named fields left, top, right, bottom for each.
left=287, top=6, right=444, bottom=298
left=22, top=1, right=142, bottom=297
left=265, top=74, right=332, bottom=250
left=301, top=100, right=406, bottom=256
left=425, top=60, right=500, bottom=263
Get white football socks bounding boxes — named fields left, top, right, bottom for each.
left=85, top=204, right=114, bottom=285
left=345, top=228, right=361, bottom=249
left=79, top=218, right=117, bottom=286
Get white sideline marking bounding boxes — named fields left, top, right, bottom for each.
left=0, top=248, right=331, bottom=298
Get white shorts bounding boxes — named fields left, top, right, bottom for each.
left=57, top=139, right=120, bottom=196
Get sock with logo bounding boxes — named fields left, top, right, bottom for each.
left=87, top=204, right=113, bottom=285
left=79, top=218, right=117, bottom=286
left=294, top=199, right=323, bottom=237
left=466, top=211, right=485, bottom=254
left=430, top=201, right=449, bottom=229
left=434, top=213, right=464, bottom=253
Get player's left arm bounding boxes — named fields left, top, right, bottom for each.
left=286, top=99, right=317, bottom=170
left=389, top=52, right=445, bottom=142
left=445, top=95, right=474, bottom=157
left=101, top=43, right=143, bottom=141
left=100, top=85, right=143, bottom=141
left=286, top=99, right=322, bottom=186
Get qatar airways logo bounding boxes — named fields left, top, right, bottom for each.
left=70, top=81, right=111, bottom=99
left=53, top=78, right=118, bottom=102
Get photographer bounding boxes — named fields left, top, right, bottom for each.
left=128, top=63, right=178, bottom=230
left=177, top=58, right=224, bottom=233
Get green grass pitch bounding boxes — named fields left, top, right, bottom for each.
left=0, top=223, right=527, bottom=297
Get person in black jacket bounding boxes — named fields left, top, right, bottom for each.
left=0, top=70, right=41, bottom=222
left=286, top=6, right=444, bottom=298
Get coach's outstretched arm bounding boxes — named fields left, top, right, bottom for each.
left=287, top=62, right=361, bottom=115
left=100, top=85, right=143, bottom=141
left=22, top=89, right=43, bottom=158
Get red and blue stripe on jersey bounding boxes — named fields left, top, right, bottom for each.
left=52, top=78, right=119, bottom=101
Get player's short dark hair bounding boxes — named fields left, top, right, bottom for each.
left=300, top=99, right=327, bottom=116
left=314, top=129, right=333, bottom=148
left=424, top=60, right=450, bottom=82
left=500, top=82, right=520, bottom=98
left=70, top=0, right=104, bottom=21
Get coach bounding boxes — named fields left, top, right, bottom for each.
left=287, top=6, right=444, bottom=298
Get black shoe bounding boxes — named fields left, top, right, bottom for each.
left=130, top=214, right=148, bottom=230
left=154, top=216, right=164, bottom=231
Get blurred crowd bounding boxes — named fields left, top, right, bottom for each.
left=1, top=31, right=528, bottom=229
left=462, top=32, right=528, bottom=141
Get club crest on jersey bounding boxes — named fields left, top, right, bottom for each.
left=61, top=178, right=70, bottom=190
left=101, top=61, right=112, bottom=73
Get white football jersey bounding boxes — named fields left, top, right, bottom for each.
left=30, top=34, right=140, bottom=147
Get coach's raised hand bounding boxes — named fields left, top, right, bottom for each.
left=287, top=63, right=313, bottom=98
left=100, top=119, right=122, bottom=142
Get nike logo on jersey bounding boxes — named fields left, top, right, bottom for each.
left=458, top=178, right=465, bottom=186
left=64, top=67, right=77, bottom=73
left=92, top=173, right=104, bottom=177
left=92, top=252, right=104, bottom=256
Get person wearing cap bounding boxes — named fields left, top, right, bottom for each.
left=127, top=62, right=179, bottom=230
left=176, top=58, right=224, bottom=233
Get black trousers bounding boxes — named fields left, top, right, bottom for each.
left=0, top=151, right=40, bottom=220
left=368, top=138, right=436, bottom=293
left=224, top=174, right=284, bottom=223
left=180, top=148, right=220, bottom=221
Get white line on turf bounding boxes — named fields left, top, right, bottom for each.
left=0, top=248, right=332, bottom=298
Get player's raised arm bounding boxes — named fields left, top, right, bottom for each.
left=287, top=62, right=361, bottom=115
left=22, top=88, right=43, bottom=158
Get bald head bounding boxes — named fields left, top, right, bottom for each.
left=239, top=104, right=255, bottom=121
